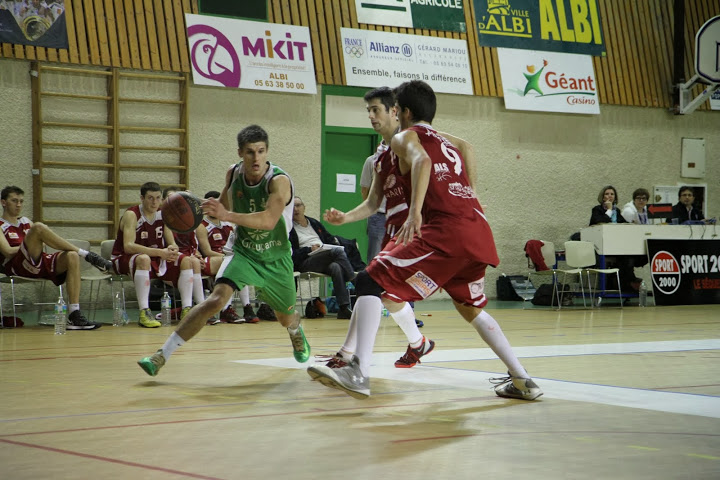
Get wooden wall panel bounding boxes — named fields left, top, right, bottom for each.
left=1, top=0, right=719, bottom=109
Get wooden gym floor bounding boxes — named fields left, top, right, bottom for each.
left=0, top=301, right=718, bottom=479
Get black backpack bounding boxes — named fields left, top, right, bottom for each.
left=304, top=297, right=326, bottom=318
left=531, top=284, right=572, bottom=306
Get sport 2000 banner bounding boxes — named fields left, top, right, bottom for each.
left=646, top=239, right=720, bottom=306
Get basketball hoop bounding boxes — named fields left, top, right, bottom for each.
left=676, top=15, right=720, bottom=114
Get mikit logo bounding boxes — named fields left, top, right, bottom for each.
left=188, top=24, right=241, bottom=88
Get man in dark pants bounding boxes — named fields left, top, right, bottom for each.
left=290, top=196, right=356, bottom=319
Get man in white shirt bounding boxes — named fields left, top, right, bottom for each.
left=289, top=196, right=356, bottom=319
left=621, top=188, right=650, bottom=224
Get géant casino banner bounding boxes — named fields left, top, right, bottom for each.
left=185, top=14, right=317, bottom=94
left=355, top=0, right=466, bottom=33
left=497, top=47, right=599, bottom=114
left=473, top=0, right=605, bottom=56
left=341, top=27, right=473, bottom=95
left=646, top=239, right=720, bottom=306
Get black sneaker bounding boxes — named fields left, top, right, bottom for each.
left=257, top=303, right=277, bottom=321
left=85, top=251, right=112, bottom=273
left=337, top=305, right=352, bottom=320
left=67, top=310, right=101, bottom=330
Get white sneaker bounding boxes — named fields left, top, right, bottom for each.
left=491, top=373, right=543, bottom=400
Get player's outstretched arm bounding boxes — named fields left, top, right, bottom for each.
left=327, top=172, right=384, bottom=226
left=205, top=175, right=292, bottom=231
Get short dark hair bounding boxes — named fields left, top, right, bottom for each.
left=393, top=80, right=436, bottom=124
left=162, top=187, right=177, bottom=199
left=632, top=188, right=649, bottom=200
left=204, top=190, right=221, bottom=199
left=1, top=185, right=24, bottom=200
left=364, top=87, right=395, bottom=112
left=597, top=185, right=618, bottom=205
left=237, top=125, right=269, bottom=150
left=141, top=182, right=161, bottom=196
left=678, top=186, right=694, bottom=198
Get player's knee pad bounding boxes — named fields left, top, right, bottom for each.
left=354, top=270, right=382, bottom=298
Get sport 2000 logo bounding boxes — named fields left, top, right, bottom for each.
left=650, top=251, right=681, bottom=295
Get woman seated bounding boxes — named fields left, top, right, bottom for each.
left=588, top=185, right=645, bottom=292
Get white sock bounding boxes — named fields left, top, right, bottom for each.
left=69, top=303, right=80, bottom=314
left=390, top=302, right=422, bottom=346
left=471, top=311, right=528, bottom=378
left=161, top=331, right=185, bottom=360
left=192, top=273, right=205, bottom=304
left=353, top=296, right=383, bottom=376
left=339, top=307, right=358, bottom=358
left=239, top=286, right=250, bottom=305
left=178, top=269, right=193, bottom=308
left=77, top=249, right=88, bottom=258
left=134, top=270, right=151, bottom=310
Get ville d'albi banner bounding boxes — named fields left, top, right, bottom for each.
left=473, top=0, right=605, bottom=56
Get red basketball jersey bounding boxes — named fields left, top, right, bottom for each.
left=0, top=216, right=32, bottom=264
left=112, top=205, right=166, bottom=256
left=202, top=219, right=234, bottom=254
left=173, top=231, right=198, bottom=256
left=406, top=124, right=499, bottom=266
left=374, top=144, right=411, bottom=238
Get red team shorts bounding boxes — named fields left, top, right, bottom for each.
left=368, top=232, right=489, bottom=308
left=2, top=241, right=67, bottom=286
left=112, top=252, right=187, bottom=285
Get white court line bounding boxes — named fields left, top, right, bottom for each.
left=234, top=339, right=720, bottom=419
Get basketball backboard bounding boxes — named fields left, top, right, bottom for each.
left=676, top=15, right=720, bottom=114
left=695, top=15, right=720, bottom=83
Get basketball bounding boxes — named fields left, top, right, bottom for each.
left=161, top=191, right=204, bottom=233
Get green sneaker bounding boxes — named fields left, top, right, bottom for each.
left=137, top=349, right=166, bottom=376
left=138, top=308, right=160, bottom=328
left=180, top=306, right=192, bottom=321
left=288, top=324, right=311, bottom=363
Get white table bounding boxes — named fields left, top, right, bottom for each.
left=580, top=224, right=717, bottom=255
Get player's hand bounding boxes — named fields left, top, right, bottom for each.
left=163, top=246, right=179, bottom=262
left=323, top=208, right=345, bottom=225
left=396, top=212, right=422, bottom=245
left=310, top=244, right=321, bottom=252
left=202, top=198, right=228, bottom=221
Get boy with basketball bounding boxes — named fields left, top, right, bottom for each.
left=307, top=81, right=542, bottom=400
left=110, top=182, right=196, bottom=328
left=0, top=185, right=111, bottom=330
left=161, top=187, right=245, bottom=324
left=137, top=125, right=310, bottom=376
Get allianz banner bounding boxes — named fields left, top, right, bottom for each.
left=473, top=0, right=605, bottom=56
left=646, top=239, right=720, bottom=306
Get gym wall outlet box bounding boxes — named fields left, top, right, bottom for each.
left=681, top=138, right=705, bottom=178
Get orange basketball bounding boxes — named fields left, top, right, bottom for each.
left=161, top=191, right=204, bottom=233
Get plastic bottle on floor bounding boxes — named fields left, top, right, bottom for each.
left=54, top=295, right=67, bottom=335
left=639, top=281, right=648, bottom=307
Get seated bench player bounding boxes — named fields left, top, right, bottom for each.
left=0, top=185, right=112, bottom=330
left=111, top=182, right=196, bottom=328
left=162, top=188, right=246, bottom=324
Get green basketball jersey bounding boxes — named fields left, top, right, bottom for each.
left=228, top=162, right=294, bottom=262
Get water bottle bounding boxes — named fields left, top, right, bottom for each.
left=112, top=291, right=123, bottom=327
left=161, top=292, right=172, bottom=326
left=381, top=307, right=389, bottom=317
left=54, top=295, right=67, bottom=335
left=639, top=281, right=648, bottom=307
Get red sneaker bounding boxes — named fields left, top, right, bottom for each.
left=394, top=337, right=435, bottom=368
